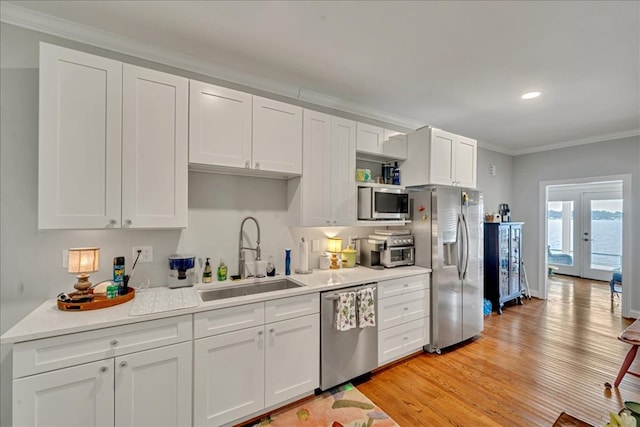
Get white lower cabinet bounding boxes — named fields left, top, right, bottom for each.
left=265, top=315, right=319, bottom=407
left=12, top=316, right=193, bottom=427
left=14, top=359, right=115, bottom=427
left=377, top=274, right=431, bottom=366
left=194, top=294, right=320, bottom=426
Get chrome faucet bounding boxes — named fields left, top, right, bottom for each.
left=238, top=216, right=261, bottom=279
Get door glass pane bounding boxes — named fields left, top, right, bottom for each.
left=590, top=199, right=622, bottom=271
left=547, top=201, right=574, bottom=266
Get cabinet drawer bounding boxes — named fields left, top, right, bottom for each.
left=378, top=318, right=429, bottom=366
left=265, top=293, right=319, bottom=323
left=14, top=315, right=192, bottom=378
left=378, top=274, right=429, bottom=299
left=194, top=302, right=265, bottom=339
left=378, top=289, right=429, bottom=330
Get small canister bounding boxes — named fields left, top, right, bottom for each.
left=319, top=253, right=331, bottom=270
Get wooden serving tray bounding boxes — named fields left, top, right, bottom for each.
left=57, top=288, right=135, bottom=311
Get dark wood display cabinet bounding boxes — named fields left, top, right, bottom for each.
left=484, top=222, right=524, bottom=314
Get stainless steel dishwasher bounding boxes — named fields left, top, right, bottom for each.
left=320, top=283, right=378, bottom=390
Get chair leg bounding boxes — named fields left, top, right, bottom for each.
left=614, top=344, right=639, bottom=387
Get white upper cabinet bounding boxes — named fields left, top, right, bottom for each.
left=356, top=122, right=384, bottom=154
left=356, top=122, right=407, bottom=162
left=189, top=88, right=303, bottom=178
left=38, top=43, right=188, bottom=229
left=39, top=43, right=123, bottom=229
left=189, top=81, right=252, bottom=169
left=402, top=127, right=477, bottom=188
left=252, top=96, right=303, bottom=175
left=288, top=110, right=356, bottom=227
left=122, top=65, right=188, bottom=228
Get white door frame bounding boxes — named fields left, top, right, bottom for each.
left=538, top=174, right=632, bottom=318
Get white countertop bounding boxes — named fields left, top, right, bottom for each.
left=0, top=266, right=430, bottom=344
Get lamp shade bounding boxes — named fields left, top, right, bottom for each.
left=68, top=247, right=100, bottom=274
left=327, top=237, right=343, bottom=254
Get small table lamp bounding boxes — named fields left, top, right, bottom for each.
left=327, top=237, right=343, bottom=270
left=68, top=247, right=100, bottom=297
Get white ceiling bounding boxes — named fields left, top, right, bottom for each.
left=2, top=0, right=639, bottom=155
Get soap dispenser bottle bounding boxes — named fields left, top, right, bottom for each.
left=202, top=258, right=213, bottom=283
left=266, top=256, right=276, bottom=277
left=217, top=259, right=227, bottom=281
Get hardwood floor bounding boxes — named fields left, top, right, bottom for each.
left=356, top=275, right=639, bottom=426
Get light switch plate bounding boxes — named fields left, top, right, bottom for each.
left=312, top=239, right=320, bottom=252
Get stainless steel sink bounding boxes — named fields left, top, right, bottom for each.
left=199, top=279, right=303, bottom=301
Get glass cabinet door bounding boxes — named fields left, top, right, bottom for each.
left=499, top=226, right=510, bottom=298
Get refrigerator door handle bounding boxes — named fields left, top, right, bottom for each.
left=456, top=214, right=464, bottom=280
left=461, top=213, right=470, bottom=280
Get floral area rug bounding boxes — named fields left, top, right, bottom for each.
left=250, top=383, right=399, bottom=427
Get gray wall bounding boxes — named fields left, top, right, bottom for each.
left=512, top=137, right=640, bottom=313
left=477, top=148, right=513, bottom=216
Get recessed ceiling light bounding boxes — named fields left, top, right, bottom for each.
left=521, top=91, right=542, bottom=100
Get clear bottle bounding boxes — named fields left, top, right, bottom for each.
left=202, top=258, right=213, bottom=283
left=266, top=256, right=276, bottom=277
left=217, top=258, right=227, bottom=281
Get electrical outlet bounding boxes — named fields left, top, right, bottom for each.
left=132, top=246, right=153, bottom=263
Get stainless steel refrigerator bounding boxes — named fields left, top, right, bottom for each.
left=410, top=186, right=484, bottom=352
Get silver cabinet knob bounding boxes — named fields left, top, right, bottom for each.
left=107, top=219, right=117, bottom=228
left=258, top=330, right=263, bottom=336
left=99, top=366, right=108, bottom=373
left=123, top=219, right=132, bottom=227
left=254, top=162, right=260, bottom=170
left=269, top=328, right=275, bottom=333
left=245, top=160, right=251, bottom=168
left=110, top=339, right=118, bottom=346
left=119, top=361, right=128, bottom=368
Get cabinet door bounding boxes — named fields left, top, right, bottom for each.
left=115, top=342, right=192, bottom=427
left=356, top=122, right=384, bottom=154
left=189, top=80, right=252, bottom=169
left=382, top=129, right=407, bottom=160
left=454, top=136, right=477, bottom=188
left=429, top=128, right=455, bottom=186
left=331, top=117, right=357, bottom=226
left=193, top=326, right=265, bottom=426
left=253, top=96, right=302, bottom=174
left=14, top=359, right=114, bottom=427
left=38, top=43, right=122, bottom=229
left=301, top=110, right=332, bottom=226
left=265, top=314, right=319, bottom=407
left=122, top=65, right=188, bottom=228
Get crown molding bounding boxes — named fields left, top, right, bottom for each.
left=0, top=1, right=423, bottom=130
left=512, top=128, right=640, bottom=156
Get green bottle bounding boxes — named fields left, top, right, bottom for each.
left=217, top=259, right=227, bottom=281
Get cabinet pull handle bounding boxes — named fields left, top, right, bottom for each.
left=254, top=162, right=260, bottom=170
left=110, top=339, right=119, bottom=346
left=245, top=160, right=251, bottom=168
left=99, top=366, right=108, bottom=373
left=119, top=361, right=128, bottom=368
left=258, top=330, right=263, bottom=336
left=269, top=328, right=275, bottom=333
left=403, top=307, right=409, bottom=311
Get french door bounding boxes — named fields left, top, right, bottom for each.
left=581, top=193, right=623, bottom=281
left=547, top=188, right=622, bottom=281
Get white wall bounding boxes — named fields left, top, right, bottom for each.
left=512, top=137, right=640, bottom=315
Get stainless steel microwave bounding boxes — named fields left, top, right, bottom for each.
left=358, top=186, right=409, bottom=220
